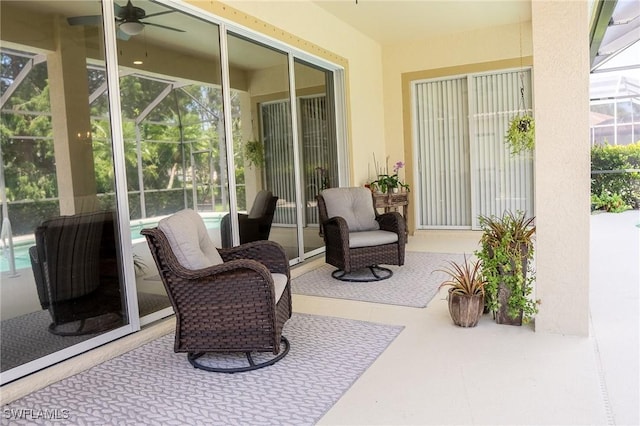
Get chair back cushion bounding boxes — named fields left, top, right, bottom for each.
left=248, top=190, right=273, bottom=219
left=32, top=210, right=111, bottom=305
left=321, top=187, right=379, bottom=232
left=158, top=209, right=223, bottom=270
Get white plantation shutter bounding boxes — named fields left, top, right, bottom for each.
left=261, top=101, right=295, bottom=225
left=414, top=77, right=471, bottom=227
left=413, top=68, right=534, bottom=229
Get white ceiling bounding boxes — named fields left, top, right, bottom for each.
left=311, top=0, right=532, bottom=44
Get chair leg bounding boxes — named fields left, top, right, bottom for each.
left=187, top=336, right=290, bottom=373
left=331, top=265, right=393, bottom=282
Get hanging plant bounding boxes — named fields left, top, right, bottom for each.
left=244, top=140, right=264, bottom=168
left=505, top=114, right=535, bottom=155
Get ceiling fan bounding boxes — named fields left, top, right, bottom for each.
left=67, top=0, right=185, bottom=40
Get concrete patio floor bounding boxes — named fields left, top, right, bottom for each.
left=293, top=210, right=639, bottom=425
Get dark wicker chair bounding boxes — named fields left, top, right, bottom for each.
left=141, top=210, right=292, bottom=373
left=220, top=190, right=278, bottom=248
left=317, top=187, right=406, bottom=281
left=28, top=210, right=123, bottom=335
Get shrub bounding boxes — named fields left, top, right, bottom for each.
left=591, top=190, right=631, bottom=213
left=591, top=142, right=640, bottom=210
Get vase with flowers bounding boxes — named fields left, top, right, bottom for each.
left=369, top=155, right=409, bottom=194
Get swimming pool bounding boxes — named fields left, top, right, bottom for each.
left=1, top=213, right=224, bottom=273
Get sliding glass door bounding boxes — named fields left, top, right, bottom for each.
left=294, top=59, right=338, bottom=256
left=0, top=0, right=130, bottom=383
left=413, top=68, right=534, bottom=229
left=0, top=0, right=346, bottom=384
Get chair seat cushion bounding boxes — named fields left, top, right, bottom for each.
left=349, top=230, right=398, bottom=248
left=272, top=273, right=288, bottom=303
left=321, top=187, right=379, bottom=232
left=158, top=209, right=223, bottom=270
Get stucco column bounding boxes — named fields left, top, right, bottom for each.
left=532, top=1, right=591, bottom=336
left=47, top=18, right=98, bottom=215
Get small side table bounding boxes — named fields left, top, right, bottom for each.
left=372, top=192, right=409, bottom=234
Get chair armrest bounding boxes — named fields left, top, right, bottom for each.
left=164, top=259, right=280, bottom=317
left=219, top=240, right=290, bottom=277
left=237, top=214, right=262, bottom=243
left=142, top=228, right=281, bottom=310
left=377, top=212, right=406, bottom=240
left=322, top=216, right=350, bottom=254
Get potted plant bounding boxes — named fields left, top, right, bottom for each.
left=438, top=256, right=486, bottom=327
left=475, top=211, right=538, bottom=326
left=244, top=139, right=264, bottom=168
left=505, top=114, right=535, bottom=155
left=370, top=157, right=410, bottom=194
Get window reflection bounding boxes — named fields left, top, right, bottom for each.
left=225, top=33, right=300, bottom=259
left=1, top=0, right=128, bottom=375
left=113, top=1, right=227, bottom=313
left=0, top=0, right=342, bottom=383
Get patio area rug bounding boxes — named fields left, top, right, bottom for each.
left=1, top=293, right=171, bottom=372
left=292, top=251, right=466, bottom=308
left=2, top=313, right=403, bottom=425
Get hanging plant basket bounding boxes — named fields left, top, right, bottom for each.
left=244, top=140, right=264, bottom=168
left=506, top=114, right=535, bottom=155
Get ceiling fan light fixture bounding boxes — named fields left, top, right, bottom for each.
left=120, top=21, right=144, bottom=36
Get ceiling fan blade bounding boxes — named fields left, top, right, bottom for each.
left=141, top=21, right=185, bottom=32
left=143, top=10, right=175, bottom=19
left=67, top=15, right=102, bottom=26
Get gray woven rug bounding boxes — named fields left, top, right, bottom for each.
left=1, top=293, right=171, bottom=372
left=2, top=313, right=403, bottom=425
left=292, top=251, right=465, bottom=307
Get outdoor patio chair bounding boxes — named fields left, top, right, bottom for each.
left=220, top=190, right=278, bottom=248
left=141, top=208, right=291, bottom=373
left=317, top=187, right=406, bottom=281
left=29, top=210, right=123, bottom=336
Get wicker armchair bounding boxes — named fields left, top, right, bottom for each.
left=141, top=209, right=291, bottom=373
left=29, top=210, right=123, bottom=335
left=317, top=187, right=406, bottom=281
left=220, top=190, right=278, bottom=248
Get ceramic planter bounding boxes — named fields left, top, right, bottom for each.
left=447, top=289, right=484, bottom=327
left=494, top=244, right=529, bottom=326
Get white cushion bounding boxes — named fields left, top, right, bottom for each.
left=349, top=230, right=398, bottom=248
left=272, top=273, right=288, bottom=303
left=158, top=209, right=223, bottom=270
left=321, top=187, right=379, bottom=232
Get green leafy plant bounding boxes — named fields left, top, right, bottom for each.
left=591, top=142, right=640, bottom=209
left=505, top=114, right=535, bottom=155
left=244, top=140, right=264, bottom=168
left=475, top=211, right=538, bottom=324
left=438, top=255, right=486, bottom=296
left=438, top=255, right=486, bottom=327
left=370, top=155, right=410, bottom=193
left=591, top=190, right=631, bottom=213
